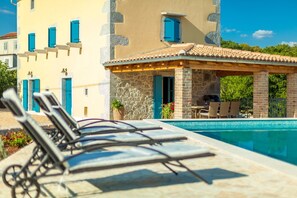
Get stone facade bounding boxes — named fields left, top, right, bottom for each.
left=287, top=73, right=297, bottom=117
left=174, top=68, right=192, bottom=119
left=192, top=70, right=220, bottom=105
left=253, top=71, right=269, bottom=118
left=111, top=70, right=174, bottom=120
left=111, top=69, right=219, bottom=120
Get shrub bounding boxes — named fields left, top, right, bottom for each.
left=111, top=99, right=124, bottom=109
left=161, top=102, right=174, bottom=119
left=0, top=130, right=32, bottom=148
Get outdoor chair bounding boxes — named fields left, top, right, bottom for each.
left=217, top=102, right=230, bottom=118
left=229, top=101, right=240, bottom=118
left=198, top=102, right=220, bottom=118
left=42, top=91, right=162, bottom=134
left=2, top=89, right=214, bottom=198
left=33, top=92, right=187, bottom=151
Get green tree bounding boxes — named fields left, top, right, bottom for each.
left=220, top=40, right=297, bottom=101
left=0, top=61, right=17, bottom=97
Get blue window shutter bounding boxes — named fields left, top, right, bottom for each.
left=71, top=20, right=80, bottom=43
left=174, top=20, right=180, bottom=42
left=23, top=80, right=28, bottom=111
left=48, top=27, right=56, bottom=48
left=62, top=78, right=72, bottom=115
left=153, top=76, right=163, bottom=119
left=28, top=33, right=35, bottom=52
left=164, top=17, right=180, bottom=42
left=32, top=79, right=40, bottom=112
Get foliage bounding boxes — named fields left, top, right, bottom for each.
left=220, top=76, right=253, bottom=101
left=0, top=131, right=32, bottom=148
left=161, top=102, right=174, bottom=119
left=0, top=61, right=17, bottom=97
left=0, top=139, right=7, bottom=160
left=220, top=40, right=297, bottom=103
left=111, top=99, right=124, bottom=109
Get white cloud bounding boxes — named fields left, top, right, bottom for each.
left=281, top=41, right=297, bottom=47
left=0, top=9, right=15, bottom=15
left=240, top=34, right=248, bottom=38
left=222, top=28, right=237, bottom=33
left=252, top=30, right=273, bottom=39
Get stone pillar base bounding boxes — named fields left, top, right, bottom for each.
left=174, top=68, right=192, bottom=119
left=253, top=71, right=269, bottom=118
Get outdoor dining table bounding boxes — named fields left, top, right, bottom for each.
left=191, top=105, right=208, bottom=118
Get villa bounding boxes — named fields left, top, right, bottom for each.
left=17, top=0, right=220, bottom=119
left=16, top=0, right=297, bottom=120
left=0, top=32, right=17, bottom=69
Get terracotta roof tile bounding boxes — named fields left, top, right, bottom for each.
left=0, top=32, right=17, bottom=40
left=105, top=43, right=297, bottom=66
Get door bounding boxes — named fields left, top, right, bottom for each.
left=153, top=76, right=162, bottom=119
left=23, top=80, right=28, bottom=110
left=163, top=77, right=175, bottom=104
left=32, top=79, right=40, bottom=112
left=62, top=78, right=72, bottom=115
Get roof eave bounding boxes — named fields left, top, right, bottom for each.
left=104, top=55, right=297, bottom=68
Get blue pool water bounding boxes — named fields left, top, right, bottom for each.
left=165, top=120, right=297, bottom=165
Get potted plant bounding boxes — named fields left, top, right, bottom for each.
left=161, top=102, right=174, bottom=119
left=111, top=99, right=124, bottom=120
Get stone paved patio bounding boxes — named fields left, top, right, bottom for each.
left=0, top=110, right=297, bottom=197
left=1, top=138, right=297, bottom=197
left=0, top=109, right=51, bottom=132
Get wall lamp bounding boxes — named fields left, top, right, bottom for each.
left=61, top=68, right=68, bottom=76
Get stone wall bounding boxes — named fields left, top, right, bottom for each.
left=111, top=70, right=174, bottom=120
left=253, top=71, right=269, bottom=118
left=287, top=73, right=297, bottom=117
left=110, top=69, right=219, bottom=120
left=192, top=70, right=220, bottom=105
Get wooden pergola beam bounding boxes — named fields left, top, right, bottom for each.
left=106, top=59, right=297, bottom=74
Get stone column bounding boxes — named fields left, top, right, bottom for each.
left=174, top=68, right=192, bottom=119
left=253, top=71, right=269, bottom=118
left=287, top=73, right=297, bottom=117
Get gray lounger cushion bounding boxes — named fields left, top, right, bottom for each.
left=66, top=143, right=210, bottom=172
left=76, top=130, right=187, bottom=148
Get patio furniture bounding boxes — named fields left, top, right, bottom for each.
left=217, top=102, right=230, bottom=118
left=33, top=92, right=187, bottom=150
left=198, top=102, right=219, bottom=118
left=229, top=101, right=240, bottom=118
left=2, top=89, right=214, bottom=198
left=42, top=91, right=162, bottom=134
left=191, top=105, right=208, bottom=118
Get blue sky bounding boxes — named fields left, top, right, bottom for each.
left=222, top=0, right=297, bottom=47
left=0, top=0, right=16, bottom=36
left=0, top=0, right=296, bottom=47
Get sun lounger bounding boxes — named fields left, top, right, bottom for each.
left=41, top=91, right=162, bottom=134
left=33, top=93, right=188, bottom=150
left=2, top=89, right=214, bottom=198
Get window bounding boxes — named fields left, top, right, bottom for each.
left=163, top=17, right=180, bottom=42
left=70, top=20, right=80, bottom=43
left=5, top=59, right=9, bottom=65
left=4, top=42, right=8, bottom=50
left=28, top=33, right=35, bottom=52
left=14, top=41, right=17, bottom=50
left=31, top=0, right=35, bottom=10
left=48, top=27, right=56, bottom=48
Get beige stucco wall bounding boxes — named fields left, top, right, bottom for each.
left=17, top=0, right=110, bottom=118
left=114, top=0, right=218, bottom=59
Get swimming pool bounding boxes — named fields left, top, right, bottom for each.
left=164, top=119, right=297, bottom=166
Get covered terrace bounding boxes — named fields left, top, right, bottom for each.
left=104, top=43, right=297, bottom=119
